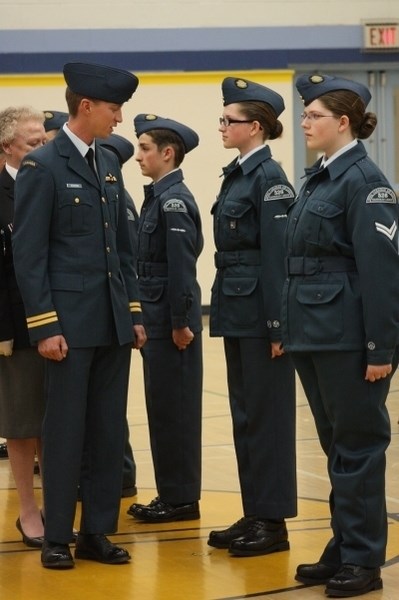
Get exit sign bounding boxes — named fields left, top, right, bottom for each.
left=363, top=20, right=399, bottom=51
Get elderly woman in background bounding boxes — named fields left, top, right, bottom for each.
left=0, top=106, right=47, bottom=547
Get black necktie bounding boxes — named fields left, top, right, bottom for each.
left=86, top=148, right=98, bottom=178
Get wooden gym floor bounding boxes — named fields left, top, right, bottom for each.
left=1, top=323, right=398, bottom=599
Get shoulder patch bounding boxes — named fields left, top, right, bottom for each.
left=264, top=184, right=295, bottom=202
left=126, top=208, right=135, bottom=221
left=366, top=187, right=397, bottom=204
left=163, top=198, right=188, bottom=213
left=21, top=159, right=37, bottom=168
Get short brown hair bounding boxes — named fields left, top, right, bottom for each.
left=146, top=129, right=185, bottom=167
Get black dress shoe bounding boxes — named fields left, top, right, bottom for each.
left=208, top=516, right=256, bottom=549
left=295, top=561, right=339, bottom=585
left=325, top=564, right=382, bottom=597
left=16, top=518, right=44, bottom=549
left=41, top=540, right=74, bottom=569
left=127, top=497, right=200, bottom=522
left=0, top=442, right=8, bottom=459
left=75, top=534, right=130, bottom=564
left=228, top=520, right=289, bottom=557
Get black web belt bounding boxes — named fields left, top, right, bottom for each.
left=286, top=256, right=356, bottom=275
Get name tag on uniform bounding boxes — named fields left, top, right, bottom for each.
left=66, top=183, right=83, bottom=188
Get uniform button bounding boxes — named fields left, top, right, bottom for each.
left=104, top=222, right=109, bottom=228
left=106, top=246, right=111, bottom=253
left=74, top=197, right=80, bottom=204
left=316, top=292, right=322, bottom=299
left=108, top=272, right=112, bottom=278
left=102, top=196, right=106, bottom=203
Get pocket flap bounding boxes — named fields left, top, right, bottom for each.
left=221, top=201, right=252, bottom=219
left=142, top=220, right=157, bottom=234
left=140, top=283, right=165, bottom=302
left=296, top=283, right=343, bottom=305
left=49, top=273, right=84, bottom=291
left=306, top=201, right=344, bottom=219
left=222, top=277, right=258, bottom=297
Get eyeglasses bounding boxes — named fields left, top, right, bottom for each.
left=219, top=117, right=253, bottom=127
left=300, top=112, right=336, bottom=122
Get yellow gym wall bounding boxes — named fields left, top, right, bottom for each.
left=0, top=70, right=294, bottom=303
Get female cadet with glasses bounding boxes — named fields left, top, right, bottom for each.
left=283, top=73, right=399, bottom=597
left=208, top=77, right=297, bottom=556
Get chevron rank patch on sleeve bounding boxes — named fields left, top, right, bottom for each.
left=374, top=220, right=398, bottom=241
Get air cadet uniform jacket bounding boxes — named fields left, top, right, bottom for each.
left=282, top=140, right=399, bottom=568
left=12, top=131, right=143, bottom=347
left=209, top=145, right=297, bottom=520
left=136, top=168, right=203, bottom=504
left=210, top=145, right=295, bottom=340
left=137, top=168, right=203, bottom=338
left=282, top=141, right=399, bottom=362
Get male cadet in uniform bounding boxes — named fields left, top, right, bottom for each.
left=13, top=62, right=146, bottom=569
left=127, top=115, right=203, bottom=523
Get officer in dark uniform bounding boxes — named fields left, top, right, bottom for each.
left=283, top=74, right=399, bottom=597
left=208, top=78, right=297, bottom=556
left=13, top=62, right=146, bottom=569
left=43, top=118, right=140, bottom=497
left=127, top=114, right=203, bottom=522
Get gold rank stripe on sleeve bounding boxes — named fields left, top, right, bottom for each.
left=129, top=302, right=142, bottom=313
left=26, top=311, right=59, bottom=329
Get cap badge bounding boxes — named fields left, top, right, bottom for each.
left=310, top=75, right=324, bottom=84
left=235, top=79, right=248, bottom=89
left=44, top=111, right=54, bottom=119
left=145, top=114, right=158, bottom=121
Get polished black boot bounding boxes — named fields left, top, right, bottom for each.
left=228, top=520, right=289, bottom=557
left=325, top=564, right=382, bottom=597
left=295, top=561, right=339, bottom=585
left=208, top=516, right=256, bottom=549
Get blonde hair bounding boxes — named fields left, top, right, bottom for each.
left=0, top=106, right=45, bottom=146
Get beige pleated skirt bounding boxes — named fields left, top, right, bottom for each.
left=0, top=347, right=45, bottom=438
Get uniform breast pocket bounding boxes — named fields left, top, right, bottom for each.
left=104, top=185, right=119, bottom=230
left=303, top=200, right=344, bottom=247
left=140, top=219, right=158, bottom=256
left=296, top=282, right=344, bottom=343
left=58, top=190, right=95, bottom=235
left=220, top=201, right=256, bottom=243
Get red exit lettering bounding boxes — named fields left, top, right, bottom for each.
left=369, top=26, right=397, bottom=47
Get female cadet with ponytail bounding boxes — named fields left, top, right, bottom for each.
left=283, top=74, right=399, bottom=597
left=208, top=77, right=297, bottom=557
